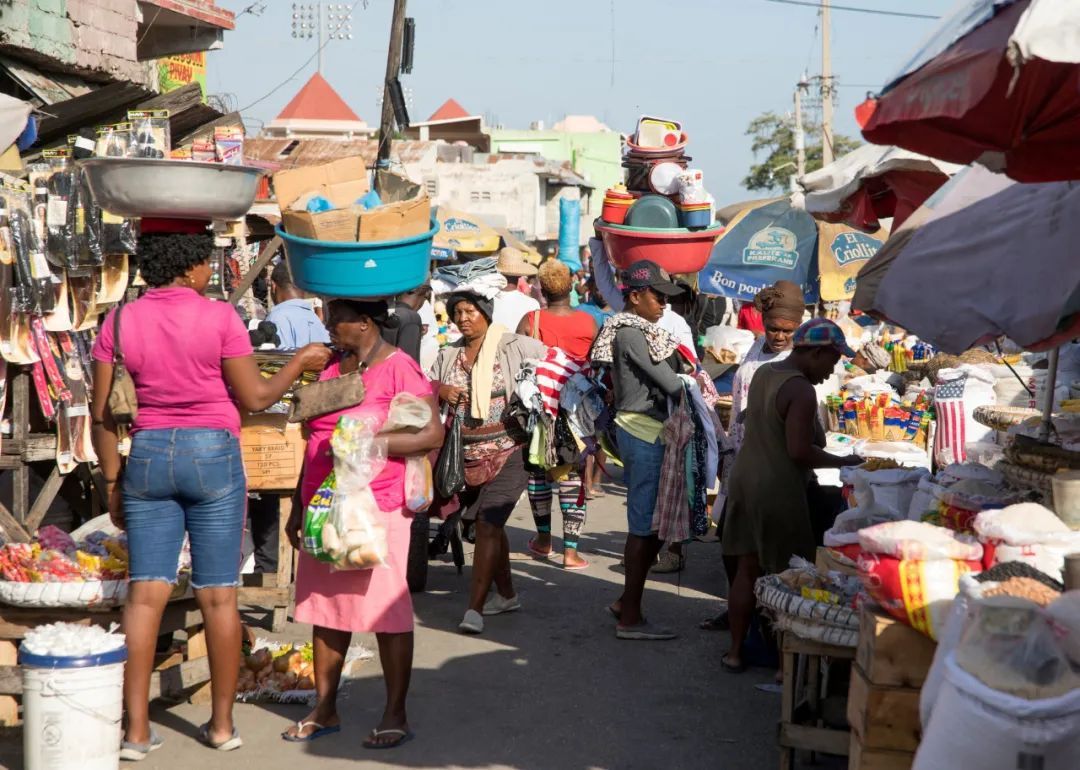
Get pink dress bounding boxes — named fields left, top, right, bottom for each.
left=293, top=351, right=433, bottom=634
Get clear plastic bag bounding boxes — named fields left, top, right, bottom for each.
left=404, top=457, right=433, bottom=512
left=323, top=415, right=389, bottom=570
left=380, top=393, right=434, bottom=512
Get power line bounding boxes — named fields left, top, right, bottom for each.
left=237, top=0, right=366, bottom=114
left=763, top=0, right=941, bottom=20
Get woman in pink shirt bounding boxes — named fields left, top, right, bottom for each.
left=91, top=223, right=330, bottom=759
left=282, top=299, right=443, bottom=749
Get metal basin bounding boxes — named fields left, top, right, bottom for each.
left=79, top=158, right=264, bottom=219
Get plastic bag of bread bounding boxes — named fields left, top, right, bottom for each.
left=321, top=415, right=390, bottom=570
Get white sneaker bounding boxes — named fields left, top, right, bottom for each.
left=482, top=593, right=521, bottom=616
left=459, top=609, right=484, bottom=634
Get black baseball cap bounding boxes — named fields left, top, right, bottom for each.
left=619, top=260, right=682, bottom=296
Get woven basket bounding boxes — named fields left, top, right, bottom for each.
left=999, top=461, right=1055, bottom=496
left=772, top=615, right=859, bottom=648
left=1005, top=438, right=1080, bottom=474
left=754, top=575, right=860, bottom=630
left=973, top=405, right=1041, bottom=432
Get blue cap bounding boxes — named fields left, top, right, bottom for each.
left=793, top=318, right=856, bottom=357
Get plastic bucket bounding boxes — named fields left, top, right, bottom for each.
left=20, top=647, right=126, bottom=770
left=600, top=199, right=631, bottom=224
left=277, top=219, right=439, bottom=298
left=677, top=206, right=712, bottom=229
left=1052, top=470, right=1080, bottom=530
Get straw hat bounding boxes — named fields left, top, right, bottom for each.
left=496, top=246, right=538, bottom=277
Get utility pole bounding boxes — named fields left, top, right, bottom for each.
left=377, top=0, right=409, bottom=166
left=820, top=0, right=834, bottom=165
left=794, top=74, right=807, bottom=180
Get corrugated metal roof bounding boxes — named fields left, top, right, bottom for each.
left=244, top=138, right=436, bottom=168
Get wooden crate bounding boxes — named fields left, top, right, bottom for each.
left=849, top=733, right=914, bottom=770
left=847, top=664, right=921, bottom=753
left=856, top=606, right=937, bottom=688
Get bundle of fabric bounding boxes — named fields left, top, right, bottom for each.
left=431, top=257, right=506, bottom=300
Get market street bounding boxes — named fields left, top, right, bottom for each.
left=127, top=487, right=773, bottom=770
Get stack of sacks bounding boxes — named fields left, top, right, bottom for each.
left=974, top=503, right=1080, bottom=582
left=857, top=520, right=983, bottom=640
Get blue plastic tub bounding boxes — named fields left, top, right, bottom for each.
left=277, top=219, right=439, bottom=297
left=678, top=207, right=712, bottom=229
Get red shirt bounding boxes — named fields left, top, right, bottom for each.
left=527, top=309, right=597, bottom=362
left=737, top=305, right=765, bottom=335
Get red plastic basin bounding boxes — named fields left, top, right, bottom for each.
left=597, top=221, right=724, bottom=274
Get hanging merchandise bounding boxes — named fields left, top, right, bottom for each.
left=126, top=109, right=170, bottom=159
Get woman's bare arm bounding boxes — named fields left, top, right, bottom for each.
left=383, top=395, right=445, bottom=457
left=221, top=344, right=331, bottom=413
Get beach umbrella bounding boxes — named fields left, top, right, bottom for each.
left=856, top=0, right=1080, bottom=183
left=698, top=197, right=886, bottom=303
left=430, top=207, right=501, bottom=260
left=799, top=144, right=960, bottom=231
left=853, top=165, right=1080, bottom=355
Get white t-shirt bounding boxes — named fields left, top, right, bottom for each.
left=658, top=307, right=695, bottom=351
left=492, top=289, right=540, bottom=331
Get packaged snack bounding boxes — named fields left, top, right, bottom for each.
left=214, top=126, right=244, bottom=165
left=192, top=139, right=216, bottom=163
left=126, top=109, right=170, bottom=159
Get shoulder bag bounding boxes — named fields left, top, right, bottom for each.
left=288, top=369, right=365, bottom=423
left=434, top=396, right=466, bottom=498
left=106, top=303, right=138, bottom=427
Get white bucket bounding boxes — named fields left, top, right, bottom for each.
left=1052, top=470, right=1080, bottom=530
left=20, top=647, right=126, bottom=770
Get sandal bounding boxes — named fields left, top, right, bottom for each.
left=197, top=723, right=243, bottom=752
left=362, top=727, right=414, bottom=750
left=119, top=728, right=163, bottom=762
left=699, top=611, right=730, bottom=631
left=720, top=654, right=747, bottom=674
left=527, top=537, right=553, bottom=559
left=281, top=720, right=341, bottom=743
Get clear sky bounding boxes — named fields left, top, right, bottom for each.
left=208, top=0, right=952, bottom=204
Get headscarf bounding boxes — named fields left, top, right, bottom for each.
left=753, top=280, right=805, bottom=323
left=446, top=291, right=493, bottom=323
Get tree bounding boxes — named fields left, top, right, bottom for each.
left=742, top=111, right=861, bottom=193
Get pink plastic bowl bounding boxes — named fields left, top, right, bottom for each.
left=597, top=221, right=724, bottom=274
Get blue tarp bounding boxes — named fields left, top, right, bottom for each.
left=697, top=199, right=820, bottom=303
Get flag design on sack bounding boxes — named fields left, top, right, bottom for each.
left=534, top=348, right=582, bottom=418
left=934, top=374, right=967, bottom=466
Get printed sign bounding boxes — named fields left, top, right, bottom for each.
left=158, top=52, right=207, bottom=97
left=743, top=227, right=800, bottom=269
left=817, top=222, right=887, bottom=301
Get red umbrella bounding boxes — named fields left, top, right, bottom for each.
left=857, top=0, right=1080, bottom=183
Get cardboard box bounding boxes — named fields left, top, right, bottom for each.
left=357, top=195, right=431, bottom=242
left=241, top=413, right=305, bottom=491
left=273, top=157, right=371, bottom=242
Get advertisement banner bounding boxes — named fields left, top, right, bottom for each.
left=817, top=222, right=888, bottom=301
left=158, top=52, right=207, bottom=97
left=697, top=198, right=820, bottom=303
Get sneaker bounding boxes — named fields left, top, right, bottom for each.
left=458, top=609, right=484, bottom=634
left=482, top=593, right=521, bottom=616
left=616, top=621, right=678, bottom=641
left=652, top=550, right=685, bottom=574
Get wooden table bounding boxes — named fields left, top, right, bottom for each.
left=0, top=598, right=210, bottom=726
left=237, top=495, right=296, bottom=633
left=778, top=632, right=857, bottom=770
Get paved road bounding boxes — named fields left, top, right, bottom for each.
left=3, top=482, right=788, bottom=770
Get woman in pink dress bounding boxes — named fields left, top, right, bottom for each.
left=283, top=299, right=444, bottom=749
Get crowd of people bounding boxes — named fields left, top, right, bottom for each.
left=91, top=226, right=861, bottom=758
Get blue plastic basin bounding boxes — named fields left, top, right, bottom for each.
left=277, top=219, right=439, bottom=297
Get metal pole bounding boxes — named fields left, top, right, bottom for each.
left=794, top=80, right=806, bottom=179
left=317, top=1, right=324, bottom=74
left=377, top=0, right=409, bottom=166
left=821, top=0, right=834, bottom=165
left=1038, top=346, right=1060, bottom=442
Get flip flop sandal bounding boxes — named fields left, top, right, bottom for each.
left=720, top=655, right=748, bottom=674
left=281, top=721, right=341, bottom=743
left=563, top=557, right=590, bottom=571
left=527, top=538, right=554, bottom=559
left=616, top=622, right=677, bottom=641
left=362, top=728, right=414, bottom=750
left=699, top=612, right=730, bottom=631
left=119, top=728, right=163, bottom=762
left=606, top=604, right=621, bottom=621
left=197, top=723, right=243, bottom=752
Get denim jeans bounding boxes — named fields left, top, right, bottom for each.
left=123, top=429, right=246, bottom=589
left=615, top=425, right=665, bottom=537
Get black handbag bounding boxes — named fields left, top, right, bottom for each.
left=434, top=399, right=466, bottom=498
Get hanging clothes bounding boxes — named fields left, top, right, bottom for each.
left=653, top=390, right=694, bottom=543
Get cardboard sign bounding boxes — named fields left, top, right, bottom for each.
left=241, top=413, right=305, bottom=491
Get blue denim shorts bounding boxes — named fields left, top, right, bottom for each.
left=616, top=425, right=665, bottom=537
left=122, top=429, right=246, bottom=589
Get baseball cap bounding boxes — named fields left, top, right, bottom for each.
left=619, top=260, right=682, bottom=296
left=793, top=318, right=856, bottom=357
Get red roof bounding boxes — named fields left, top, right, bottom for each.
left=428, top=98, right=470, bottom=122
left=276, top=73, right=361, bottom=122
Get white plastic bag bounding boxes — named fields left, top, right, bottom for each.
left=381, top=393, right=435, bottom=514
left=858, top=520, right=983, bottom=561
left=324, top=415, right=389, bottom=570
left=841, top=466, right=930, bottom=518
left=975, top=503, right=1080, bottom=580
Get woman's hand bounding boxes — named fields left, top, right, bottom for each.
left=841, top=454, right=865, bottom=468
left=294, top=344, right=333, bottom=373
left=108, top=483, right=125, bottom=530
left=438, top=383, right=468, bottom=406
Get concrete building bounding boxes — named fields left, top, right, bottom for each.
left=262, top=72, right=375, bottom=140
left=488, top=115, right=624, bottom=193
left=0, top=1, right=234, bottom=88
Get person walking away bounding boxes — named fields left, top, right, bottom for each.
left=516, top=260, right=598, bottom=570
left=91, top=221, right=331, bottom=759
left=701, top=280, right=806, bottom=631
left=431, top=291, right=546, bottom=634
left=721, top=319, right=861, bottom=672
left=491, top=247, right=540, bottom=330
left=282, top=299, right=444, bottom=748
left=599, top=260, right=685, bottom=640
left=265, top=261, right=331, bottom=350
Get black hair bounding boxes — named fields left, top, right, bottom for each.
left=331, top=298, right=399, bottom=330
left=270, top=260, right=294, bottom=291
left=137, top=233, right=214, bottom=287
